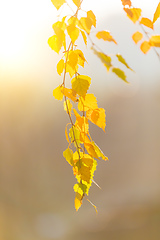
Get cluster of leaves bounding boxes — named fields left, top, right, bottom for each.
left=122, top=0, right=160, bottom=56
left=48, top=0, right=159, bottom=211
left=48, top=0, right=111, bottom=211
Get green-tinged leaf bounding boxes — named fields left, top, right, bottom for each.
left=92, top=48, right=112, bottom=71
left=51, top=0, right=65, bottom=10
left=116, top=54, right=134, bottom=71
left=63, top=148, right=74, bottom=166
left=53, top=85, right=63, bottom=100
left=153, top=2, right=160, bottom=23
left=71, top=75, right=91, bottom=96
left=112, top=68, right=128, bottom=83
left=69, top=126, right=82, bottom=147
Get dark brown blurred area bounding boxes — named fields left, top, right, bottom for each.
left=0, top=77, right=160, bottom=240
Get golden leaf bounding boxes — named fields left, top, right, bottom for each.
left=132, top=31, right=143, bottom=44
left=57, top=59, right=64, bottom=75
left=149, top=35, right=160, bottom=47
left=71, top=75, right=91, bottom=97
left=140, top=17, right=153, bottom=29
left=63, top=148, right=74, bottom=166
left=87, top=10, right=96, bottom=27
left=80, top=30, right=87, bottom=45
left=48, top=35, right=62, bottom=54
left=153, top=2, right=160, bottom=23
left=96, top=31, right=117, bottom=44
left=72, top=0, right=81, bottom=8
left=121, top=0, right=131, bottom=7
left=51, top=0, right=65, bottom=10
left=75, top=116, right=89, bottom=134
left=67, top=24, right=80, bottom=44
left=53, top=85, right=64, bottom=100
left=64, top=99, right=72, bottom=113
left=140, top=41, right=151, bottom=54
left=78, top=93, right=98, bottom=112
left=86, top=108, right=106, bottom=131
left=74, top=49, right=86, bottom=67
left=78, top=17, right=93, bottom=34
left=61, top=87, right=77, bottom=102
left=124, top=7, right=142, bottom=23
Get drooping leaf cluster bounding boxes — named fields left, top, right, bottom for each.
left=122, top=0, right=160, bottom=56
left=48, top=0, right=159, bottom=211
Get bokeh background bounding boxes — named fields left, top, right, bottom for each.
left=0, top=0, right=160, bottom=239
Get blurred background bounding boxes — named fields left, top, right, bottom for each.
left=0, top=0, right=160, bottom=239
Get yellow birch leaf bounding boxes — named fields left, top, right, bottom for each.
left=84, top=142, right=99, bottom=159
left=51, top=0, right=65, bottom=10
left=61, top=87, right=77, bottom=102
left=53, top=85, right=64, bottom=100
left=82, top=154, right=93, bottom=168
left=48, top=35, right=62, bottom=53
left=86, top=108, right=106, bottom=131
left=92, top=48, right=112, bottom=71
left=112, top=68, right=128, bottom=83
left=78, top=94, right=98, bottom=111
left=68, top=51, right=78, bottom=69
left=64, top=99, right=72, bottom=113
left=149, top=35, right=160, bottom=47
left=66, top=63, right=77, bottom=78
left=132, top=31, right=143, bottom=44
left=78, top=17, right=93, bottom=34
left=116, top=54, right=133, bottom=71
left=124, top=8, right=142, bottom=23
left=69, top=126, right=82, bottom=146
left=57, top=59, right=64, bottom=75
left=92, top=141, right=108, bottom=161
left=96, top=31, right=117, bottom=44
left=140, top=17, right=154, bottom=29
left=140, top=41, right=151, bottom=54
left=121, top=0, right=131, bottom=7
left=63, top=148, right=74, bottom=166
left=87, top=10, right=96, bottom=27
left=74, top=49, right=86, bottom=67
left=80, top=30, right=87, bottom=45
left=67, top=24, right=80, bottom=44
left=75, top=116, right=89, bottom=134
left=153, top=2, right=160, bottom=23
left=72, top=0, right=81, bottom=8
left=71, top=75, right=91, bottom=97
left=75, top=193, right=82, bottom=211
left=65, top=123, right=70, bottom=143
